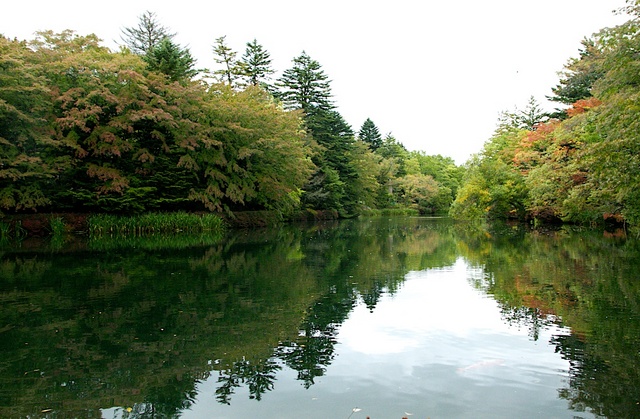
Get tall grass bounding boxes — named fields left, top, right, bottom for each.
left=0, top=221, right=9, bottom=239
left=88, top=212, right=225, bottom=237
left=88, top=231, right=225, bottom=251
left=359, top=208, right=420, bottom=217
left=48, top=216, right=67, bottom=236
left=0, top=221, right=10, bottom=246
left=0, top=220, right=27, bottom=244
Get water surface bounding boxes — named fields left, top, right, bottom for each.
left=1, top=217, right=638, bottom=418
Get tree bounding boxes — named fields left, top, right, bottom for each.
left=396, top=173, right=446, bottom=214
left=212, top=36, right=240, bottom=87
left=120, top=11, right=176, bottom=55
left=0, top=35, right=57, bottom=212
left=515, top=96, right=549, bottom=130
left=358, top=118, right=383, bottom=151
left=189, top=85, right=314, bottom=215
left=144, top=38, right=197, bottom=82
left=240, top=39, right=274, bottom=90
left=376, top=134, right=409, bottom=177
left=548, top=37, right=605, bottom=108
left=450, top=125, right=528, bottom=221
left=276, top=51, right=333, bottom=115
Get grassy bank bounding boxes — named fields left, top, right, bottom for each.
left=0, top=212, right=226, bottom=243
left=88, top=212, right=225, bottom=236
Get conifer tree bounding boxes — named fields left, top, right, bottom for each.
left=358, top=118, right=383, bottom=151
left=276, top=51, right=333, bottom=115
left=120, top=11, right=175, bottom=55
left=144, top=38, right=197, bottom=81
left=212, top=36, right=240, bottom=87
left=240, top=39, right=274, bottom=89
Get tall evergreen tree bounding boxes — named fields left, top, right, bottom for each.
left=240, top=39, right=274, bottom=89
left=212, top=36, right=240, bottom=86
left=276, top=51, right=333, bottom=115
left=120, top=11, right=175, bottom=55
left=358, top=118, right=383, bottom=150
left=548, top=38, right=604, bottom=106
left=144, top=38, right=197, bottom=82
left=277, top=52, right=364, bottom=214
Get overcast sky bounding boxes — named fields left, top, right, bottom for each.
left=1, top=1, right=629, bottom=164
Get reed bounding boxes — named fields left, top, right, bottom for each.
left=48, top=216, right=67, bottom=236
left=88, top=231, right=224, bottom=251
left=0, top=221, right=9, bottom=240
left=360, top=208, right=420, bottom=217
left=88, top=212, right=225, bottom=237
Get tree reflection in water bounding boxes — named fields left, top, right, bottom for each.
left=0, top=218, right=639, bottom=417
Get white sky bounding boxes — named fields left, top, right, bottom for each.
left=1, top=1, right=629, bottom=164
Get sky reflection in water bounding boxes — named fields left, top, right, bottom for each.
left=183, top=258, right=578, bottom=419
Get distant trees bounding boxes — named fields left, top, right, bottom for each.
left=0, top=17, right=462, bottom=219
left=450, top=3, right=640, bottom=229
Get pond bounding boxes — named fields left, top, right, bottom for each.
left=0, top=217, right=639, bottom=418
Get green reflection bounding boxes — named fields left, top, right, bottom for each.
left=460, top=223, right=640, bottom=417
left=0, top=218, right=456, bottom=417
left=0, top=218, right=638, bottom=418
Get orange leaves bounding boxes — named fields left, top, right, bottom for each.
left=566, top=97, right=602, bottom=117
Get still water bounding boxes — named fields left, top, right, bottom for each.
left=0, top=217, right=639, bottom=418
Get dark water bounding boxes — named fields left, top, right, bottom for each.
left=0, top=217, right=639, bottom=418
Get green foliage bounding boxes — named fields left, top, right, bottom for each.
left=358, top=118, right=383, bottom=151
left=1, top=27, right=462, bottom=220
left=276, top=51, right=333, bottom=115
left=395, top=173, right=449, bottom=214
left=0, top=36, right=57, bottom=212
left=548, top=37, right=605, bottom=108
left=240, top=39, right=275, bottom=90
left=88, top=212, right=224, bottom=236
left=48, top=216, right=66, bottom=236
left=120, top=10, right=176, bottom=55
left=144, top=38, right=197, bottom=81
left=450, top=128, right=528, bottom=221
left=212, top=35, right=241, bottom=86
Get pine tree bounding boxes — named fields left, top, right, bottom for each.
left=276, top=51, right=333, bottom=115
left=144, top=38, right=197, bottom=81
left=240, top=39, right=274, bottom=89
left=120, top=11, right=176, bottom=55
left=212, top=36, right=240, bottom=86
left=358, top=118, right=383, bottom=151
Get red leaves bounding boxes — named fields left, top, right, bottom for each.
left=567, top=97, right=602, bottom=117
left=86, top=164, right=129, bottom=194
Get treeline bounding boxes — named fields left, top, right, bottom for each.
left=451, top=1, right=640, bottom=229
left=0, top=12, right=461, bottom=219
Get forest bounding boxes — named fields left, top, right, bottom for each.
left=0, top=12, right=461, bottom=222
left=451, top=1, right=640, bottom=230
left=3, top=1, right=640, bottom=230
